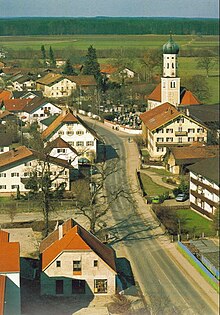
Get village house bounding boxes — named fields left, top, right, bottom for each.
left=40, top=219, right=117, bottom=296
left=164, top=144, right=219, bottom=175
left=41, top=108, right=100, bottom=162
left=188, top=156, right=219, bottom=219
left=140, top=102, right=208, bottom=159
left=0, top=146, right=73, bottom=195
left=0, top=230, right=21, bottom=315
left=10, top=74, right=36, bottom=91
left=1, top=97, right=61, bottom=124
left=36, top=73, right=76, bottom=98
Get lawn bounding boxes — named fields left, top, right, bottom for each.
left=177, top=209, right=213, bottom=236
left=139, top=173, right=171, bottom=197
left=146, top=167, right=172, bottom=176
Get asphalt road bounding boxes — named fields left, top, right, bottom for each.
left=93, top=123, right=217, bottom=315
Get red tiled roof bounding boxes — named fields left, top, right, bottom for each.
left=0, top=275, right=6, bottom=315
left=148, top=83, right=201, bottom=105
left=41, top=109, right=78, bottom=140
left=41, top=219, right=116, bottom=272
left=148, top=83, right=161, bottom=102
left=140, top=102, right=180, bottom=131
left=100, top=65, right=118, bottom=75
left=0, top=146, right=72, bottom=170
left=180, top=90, right=201, bottom=105
left=170, top=145, right=219, bottom=162
left=0, top=90, right=12, bottom=102
left=67, top=75, right=97, bottom=86
left=0, top=230, right=20, bottom=273
left=3, top=98, right=32, bottom=112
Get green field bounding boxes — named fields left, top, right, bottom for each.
left=177, top=209, right=213, bottom=236
left=139, top=173, right=171, bottom=197
left=0, top=34, right=219, bottom=51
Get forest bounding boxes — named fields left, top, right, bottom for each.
left=0, top=17, right=218, bottom=36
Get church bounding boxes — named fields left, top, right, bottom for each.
left=148, top=34, right=201, bottom=110
left=140, top=35, right=208, bottom=159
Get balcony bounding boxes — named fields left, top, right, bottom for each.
left=175, top=131, right=188, bottom=136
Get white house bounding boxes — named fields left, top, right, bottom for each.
left=40, top=219, right=117, bottom=296
left=36, top=73, right=76, bottom=98
left=46, top=137, right=79, bottom=169
left=0, top=230, right=21, bottom=315
left=41, top=108, right=100, bottom=162
left=188, top=156, right=219, bottom=219
left=0, top=146, right=73, bottom=195
left=148, top=35, right=201, bottom=110
left=11, top=75, right=36, bottom=91
left=140, top=102, right=208, bottom=159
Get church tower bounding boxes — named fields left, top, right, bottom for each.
left=161, top=35, right=180, bottom=107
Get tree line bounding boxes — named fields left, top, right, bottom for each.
left=0, top=17, right=218, bottom=36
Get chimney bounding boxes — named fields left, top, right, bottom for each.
left=58, top=224, right=63, bottom=240
left=11, top=147, right=16, bottom=157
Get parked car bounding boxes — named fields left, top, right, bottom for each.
left=175, top=193, right=189, bottom=202
left=151, top=196, right=162, bottom=204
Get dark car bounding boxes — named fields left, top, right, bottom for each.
left=175, top=193, right=189, bottom=202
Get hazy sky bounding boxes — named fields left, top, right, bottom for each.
left=0, top=0, right=219, bottom=18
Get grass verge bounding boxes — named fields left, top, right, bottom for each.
left=139, top=173, right=171, bottom=196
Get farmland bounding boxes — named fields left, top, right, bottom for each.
left=0, top=34, right=219, bottom=52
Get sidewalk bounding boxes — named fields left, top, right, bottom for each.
left=125, top=139, right=219, bottom=310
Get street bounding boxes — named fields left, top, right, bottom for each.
left=94, top=122, right=218, bottom=315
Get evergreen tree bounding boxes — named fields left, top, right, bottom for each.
left=41, top=45, right=46, bottom=64
left=83, top=45, right=100, bottom=80
left=63, top=59, right=76, bottom=75
left=49, top=46, right=56, bottom=67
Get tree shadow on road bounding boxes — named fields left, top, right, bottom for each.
left=104, top=214, right=164, bottom=246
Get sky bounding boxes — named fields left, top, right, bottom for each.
left=0, top=0, right=219, bottom=18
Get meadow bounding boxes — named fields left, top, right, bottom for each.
left=0, top=34, right=219, bottom=51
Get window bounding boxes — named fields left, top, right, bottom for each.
left=58, top=131, right=64, bottom=135
left=76, top=141, right=84, bottom=146
left=188, top=137, right=195, bottom=142
left=167, top=63, right=169, bottom=69
left=0, top=173, right=6, bottom=177
left=94, top=279, right=107, bottom=294
left=57, top=149, right=65, bottom=153
left=172, top=63, right=174, bottom=69
left=33, top=114, right=38, bottom=117
left=11, top=173, right=19, bottom=177
left=94, top=260, right=98, bottom=267
left=188, top=128, right=195, bottom=133
left=166, top=137, right=173, bottom=142
left=157, top=129, right=163, bottom=134
left=56, top=280, right=64, bottom=295
left=177, top=117, right=184, bottom=123
left=76, top=130, right=84, bottom=135
left=166, top=128, right=173, bottom=133
left=86, top=141, right=94, bottom=146
left=171, top=81, right=176, bottom=88
left=0, top=185, right=6, bottom=189
left=67, top=131, right=74, bottom=136
left=178, top=137, right=182, bottom=143
left=178, top=127, right=182, bottom=132
left=73, top=260, right=81, bottom=274
left=11, top=185, right=19, bottom=189
left=0, top=148, right=4, bottom=152
left=156, top=138, right=164, bottom=143
left=197, top=128, right=204, bottom=133
left=72, top=280, right=85, bottom=294
left=56, top=261, right=61, bottom=267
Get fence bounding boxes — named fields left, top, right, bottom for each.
left=177, top=241, right=219, bottom=291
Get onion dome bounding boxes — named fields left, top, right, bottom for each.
left=163, top=34, right=179, bottom=54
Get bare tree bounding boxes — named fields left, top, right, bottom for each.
left=197, top=55, right=215, bottom=77
left=73, top=159, right=133, bottom=235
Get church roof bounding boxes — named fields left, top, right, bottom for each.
left=163, top=35, right=179, bottom=54
left=148, top=83, right=201, bottom=106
